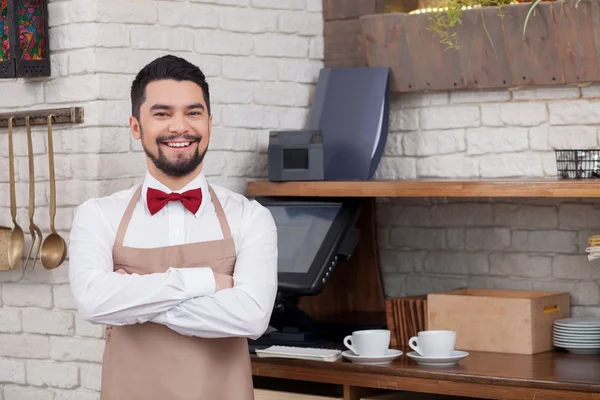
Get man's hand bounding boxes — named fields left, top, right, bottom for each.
left=214, top=273, right=233, bottom=291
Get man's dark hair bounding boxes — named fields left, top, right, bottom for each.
left=130, top=55, right=211, bottom=119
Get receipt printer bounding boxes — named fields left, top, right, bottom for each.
left=268, top=130, right=324, bottom=182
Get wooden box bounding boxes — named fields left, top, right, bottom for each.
left=360, top=0, right=600, bottom=93
left=427, top=288, right=570, bottom=355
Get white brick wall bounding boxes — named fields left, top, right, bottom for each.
left=0, top=0, right=322, bottom=396
left=377, top=86, right=600, bottom=317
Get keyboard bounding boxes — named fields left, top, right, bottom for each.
left=248, top=337, right=343, bottom=354
left=255, top=345, right=343, bottom=362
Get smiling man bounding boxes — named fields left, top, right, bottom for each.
left=68, top=55, right=278, bottom=400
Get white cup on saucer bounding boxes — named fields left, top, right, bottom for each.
left=343, top=329, right=390, bottom=357
left=408, top=330, right=456, bottom=357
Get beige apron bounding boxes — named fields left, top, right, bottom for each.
left=100, top=185, right=254, bottom=400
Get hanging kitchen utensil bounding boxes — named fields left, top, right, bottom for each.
left=24, top=116, right=43, bottom=270
left=0, top=117, right=25, bottom=270
left=40, top=115, right=67, bottom=269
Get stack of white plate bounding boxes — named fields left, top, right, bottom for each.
left=553, top=317, right=600, bottom=355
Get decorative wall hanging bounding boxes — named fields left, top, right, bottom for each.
left=0, top=0, right=50, bottom=79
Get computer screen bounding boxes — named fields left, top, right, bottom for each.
left=253, top=197, right=361, bottom=295
left=269, top=204, right=341, bottom=274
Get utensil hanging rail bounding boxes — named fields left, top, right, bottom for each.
left=0, top=107, right=84, bottom=127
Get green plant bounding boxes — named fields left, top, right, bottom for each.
left=522, top=0, right=544, bottom=35
left=523, top=0, right=581, bottom=36
left=427, top=1, right=467, bottom=50
left=424, top=0, right=566, bottom=50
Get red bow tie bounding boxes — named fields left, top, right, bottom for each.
left=146, top=187, right=203, bottom=216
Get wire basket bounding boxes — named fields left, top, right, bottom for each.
left=555, top=149, right=600, bottom=179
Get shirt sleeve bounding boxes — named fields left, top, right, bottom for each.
left=150, top=204, right=278, bottom=340
left=68, top=199, right=216, bottom=326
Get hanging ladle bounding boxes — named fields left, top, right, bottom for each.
left=24, top=116, right=43, bottom=270
left=40, top=114, right=66, bottom=269
left=0, top=117, right=25, bottom=270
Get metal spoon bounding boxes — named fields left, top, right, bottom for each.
left=40, top=114, right=66, bottom=269
left=0, top=117, right=25, bottom=270
left=24, top=116, right=42, bottom=270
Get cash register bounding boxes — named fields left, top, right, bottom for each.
left=249, top=66, right=391, bottom=353
left=248, top=196, right=384, bottom=352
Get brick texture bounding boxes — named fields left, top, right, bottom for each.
left=0, top=0, right=322, bottom=396
left=381, top=87, right=600, bottom=316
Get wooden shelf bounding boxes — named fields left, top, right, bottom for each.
left=247, top=178, right=600, bottom=198
left=249, top=178, right=600, bottom=399
left=252, top=349, right=600, bottom=400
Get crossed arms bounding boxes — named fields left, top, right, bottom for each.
left=68, top=199, right=278, bottom=340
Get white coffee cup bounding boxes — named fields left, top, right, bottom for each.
left=408, top=330, right=456, bottom=357
left=343, top=329, right=390, bottom=357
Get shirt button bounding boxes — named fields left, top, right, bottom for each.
left=174, top=229, right=180, bottom=235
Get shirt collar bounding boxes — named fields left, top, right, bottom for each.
left=141, top=169, right=210, bottom=218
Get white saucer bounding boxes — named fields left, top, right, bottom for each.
left=406, top=350, right=469, bottom=366
left=341, top=349, right=402, bottom=365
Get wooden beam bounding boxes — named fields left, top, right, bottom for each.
left=247, top=179, right=600, bottom=198
left=324, top=19, right=367, bottom=67
left=0, top=107, right=84, bottom=127
left=323, top=0, right=387, bottom=68
left=323, top=0, right=383, bottom=21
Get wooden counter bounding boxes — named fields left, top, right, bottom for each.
left=248, top=179, right=600, bottom=399
left=252, top=349, right=600, bottom=399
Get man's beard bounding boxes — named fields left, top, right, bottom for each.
left=140, top=126, right=207, bottom=177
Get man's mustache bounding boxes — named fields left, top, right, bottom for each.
left=156, top=134, right=201, bottom=143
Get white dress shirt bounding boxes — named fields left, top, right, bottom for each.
left=68, top=170, right=278, bottom=340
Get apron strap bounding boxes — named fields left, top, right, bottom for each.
left=208, top=185, right=232, bottom=239
left=114, top=185, right=143, bottom=246
left=114, top=183, right=232, bottom=246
